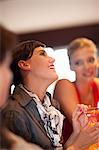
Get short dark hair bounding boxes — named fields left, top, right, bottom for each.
left=11, top=40, right=46, bottom=86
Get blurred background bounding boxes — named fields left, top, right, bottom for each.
left=0, top=0, right=99, bottom=46
left=1, top=0, right=99, bottom=93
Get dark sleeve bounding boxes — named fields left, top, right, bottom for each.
left=2, top=110, right=32, bottom=142
left=46, top=92, right=52, bottom=101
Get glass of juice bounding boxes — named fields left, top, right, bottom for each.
left=86, top=107, right=99, bottom=150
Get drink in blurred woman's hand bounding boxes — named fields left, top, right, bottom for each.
left=87, top=107, right=99, bottom=125
left=86, top=107, right=99, bottom=150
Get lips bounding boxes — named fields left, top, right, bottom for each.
left=49, top=64, right=55, bottom=69
left=83, top=71, right=94, bottom=77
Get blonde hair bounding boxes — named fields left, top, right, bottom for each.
left=67, top=38, right=97, bottom=61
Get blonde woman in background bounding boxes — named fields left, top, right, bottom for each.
left=53, top=38, right=99, bottom=142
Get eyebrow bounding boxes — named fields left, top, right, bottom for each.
left=36, top=49, right=46, bottom=53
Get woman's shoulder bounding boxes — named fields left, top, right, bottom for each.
left=54, top=79, right=77, bottom=98
left=55, top=79, right=75, bottom=89
left=56, top=79, right=74, bottom=85
left=94, top=78, right=99, bottom=90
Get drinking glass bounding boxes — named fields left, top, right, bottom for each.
left=86, top=107, right=99, bottom=150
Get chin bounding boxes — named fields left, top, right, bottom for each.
left=84, top=77, right=94, bottom=82
left=50, top=74, right=58, bottom=84
left=54, top=74, right=58, bottom=80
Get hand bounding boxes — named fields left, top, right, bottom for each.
left=72, top=104, right=88, bottom=134
left=73, top=123, right=99, bottom=150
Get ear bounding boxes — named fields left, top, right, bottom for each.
left=18, top=60, right=31, bottom=71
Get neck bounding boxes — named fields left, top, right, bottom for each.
left=23, top=77, right=50, bottom=102
left=76, top=82, right=92, bottom=95
left=75, top=80, right=94, bottom=105
left=75, top=79, right=92, bottom=92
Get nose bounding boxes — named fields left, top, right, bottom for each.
left=49, top=56, right=55, bottom=63
left=83, top=62, right=90, bottom=69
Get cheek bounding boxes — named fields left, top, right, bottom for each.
left=0, top=67, right=12, bottom=107
left=90, top=63, right=97, bottom=72
left=74, top=67, right=83, bottom=76
left=32, top=63, right=43, bottom=71
left=93, top=63, right=97, bottom=68
left=32, top=59, right=47, bottom=71
left=93, top=65, right=97, bottom=71
left=0, top=75, right=10, bottom=107
left=4, top=69, right=13, bottom=89
left=71, top=64, right=82, bottom=72
left=92, top=65, right=97, bottom=75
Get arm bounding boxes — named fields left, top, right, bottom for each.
left=53, top=79, right=79, bottom=121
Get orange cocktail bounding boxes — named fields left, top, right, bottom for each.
left=85, top=107, right=99, bottom=150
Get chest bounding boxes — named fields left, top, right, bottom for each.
left=80, top=92, right=94, bottom=106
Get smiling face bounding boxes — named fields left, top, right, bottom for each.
left=21, top=46, right=58, bottom=85
left=70, top=47, right=97, bottom=82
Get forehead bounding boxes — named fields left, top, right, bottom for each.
left=33, top=46, right=45, bottom=53
left=71, top=47, right=96, bottom=58
left=33, top=46, right=55, bottom=56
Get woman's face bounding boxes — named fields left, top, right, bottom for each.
left=0, top=54, right=13, bottom=108
left=26, top=46, right=58, bottom=84
left=70, top=47, right=97, bottom=82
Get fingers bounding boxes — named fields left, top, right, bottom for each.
left=72, top=104, right=88, bottom=121
left=88, top=129, right=99, bottom=144
left=83, top=123, right=99, bottom=144
left=83, top=122, right=99, bottom=132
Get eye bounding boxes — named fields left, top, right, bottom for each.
left=75, top=60, right=83, bottom=66
left=88, top=57, right=95, bottom=64
left=40, top=50, right=47, bottom=56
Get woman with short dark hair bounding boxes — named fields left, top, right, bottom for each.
left=2, top=40, right=99, bottom=150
